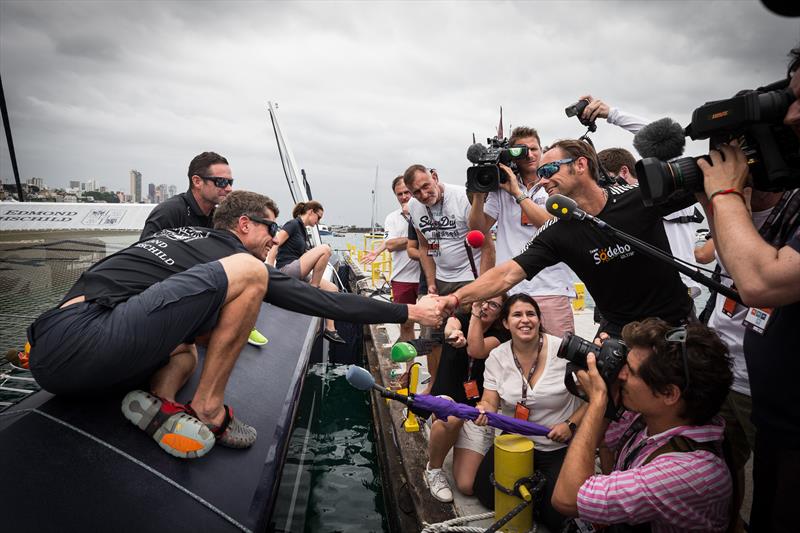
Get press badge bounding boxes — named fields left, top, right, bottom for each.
left=514, top=402, right=530, bottom=420
left=463, top=380, right=479, bottom=400
left=743, top=307, right=773, bottom=335
left=721, top=296, right=739, bottom=318
left=520, top=209, right=533, bottom=226
left=427, top=242, right=440, bottom=257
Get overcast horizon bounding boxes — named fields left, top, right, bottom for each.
left=1, top=1, right=797, bottom=225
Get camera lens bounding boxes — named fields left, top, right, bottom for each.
left=636, top=156, right=705, bottom=206
left=556, top=332, right=600, bottom=369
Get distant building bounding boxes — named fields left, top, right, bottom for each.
left=69, top=180, right=81, bottom=190
left=156, top=183, right=169, bottom=203
left=129, top=169, right=142, bottom=203
left=168, top=184, right=177, bottom=198
left=81, top=179, right=97, bottom=192
left=148, top=183, right=156, bottom=203
left=27, top=177, right=44, bottom=188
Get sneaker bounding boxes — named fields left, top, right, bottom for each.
left=423, top=463, right=453, bottom=503
left=323, top=329, right=346, bottom=344
left=121, top=390, right=215, bottom=459
left=186, top=403, right=258, bottom=449
left=248, top=328, right=268, bottom=347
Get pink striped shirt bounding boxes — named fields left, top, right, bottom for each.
left=577, top=412, right=731, bottom=532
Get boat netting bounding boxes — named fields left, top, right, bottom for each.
left=0, top=231, right=139, bottom=410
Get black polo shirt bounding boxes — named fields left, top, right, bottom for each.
left=276, top=217, right=310, bottom=268
left=140, top=190, right=213, bottom=239
left=58, top=227, right=408, bottom=324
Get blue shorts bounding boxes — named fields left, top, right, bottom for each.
left=28, top=261, right=229, bottom=395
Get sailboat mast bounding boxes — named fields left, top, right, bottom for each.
left=370, top=165, right=379, bottom=234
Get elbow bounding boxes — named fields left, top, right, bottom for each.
left=551, top=489, right=578, bottom=518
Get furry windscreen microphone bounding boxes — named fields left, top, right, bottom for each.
left=466, top=143, right=488, bottom=164
left=633, top=118, right=686, bottom=160
left=345, top=365, right=375, bottom=391
left=465, top=230, right=485, bottom=248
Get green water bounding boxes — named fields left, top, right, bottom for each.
left=271, top=362, right=389, bottom=533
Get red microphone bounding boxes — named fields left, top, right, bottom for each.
left=465, top=230, right=485, bottom=248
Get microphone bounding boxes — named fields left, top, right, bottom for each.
left=466, top=143, right=488, bottom=164
left=346, top=365, right=412, bottom=404
left=391, top=342, right=417, bottom=363
left=465, top=229, right=485, bottom=248
left=545, top=194, right=589, bottom=221
left=632, top=117, right=686, bottom=160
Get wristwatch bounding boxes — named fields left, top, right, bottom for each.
left=565, top=419, right=577, bottom=433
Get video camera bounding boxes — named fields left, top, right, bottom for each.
left=636, top=78, right=799, bottom=206
left=465, top=137, right=529, bottom=193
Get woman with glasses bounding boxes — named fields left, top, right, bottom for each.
left=422, top=294, right=510, bottom=503
left=473, top=293, right=587, bottom=532
left=267, top=200, right=345, bottom=344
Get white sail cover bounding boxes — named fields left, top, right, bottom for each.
left=0, top=202, right=155, bottom=231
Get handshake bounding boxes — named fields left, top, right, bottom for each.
left=405, top=294, right=463, bottom=328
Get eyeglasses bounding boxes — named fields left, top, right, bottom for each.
left=247, top=215, right=280, bottom=237
left=665, top=327, right=691, bottom=393
left=200, top=176, right=234, bottom=188
left=314, top=210, right=323, bottom=220
left=483, top=300, right=502, bottom=310
left=536, top=158, right=575, bottom=180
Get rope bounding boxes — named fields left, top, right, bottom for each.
left=0, top=408, right=252, bottom=533
left=420, top=511, right=493, bottom=532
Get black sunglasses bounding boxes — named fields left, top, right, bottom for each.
left=199, top=176, right=234, bottom=188
left=248, top=215, right=280, bottom=237
left=665, top=327, right=691, bottom=393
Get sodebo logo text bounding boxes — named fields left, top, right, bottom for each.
left=591, top=243, right=633, bottom=265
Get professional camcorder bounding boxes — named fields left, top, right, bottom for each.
left=465, top=137, right=529, bottom=193
left=636, top=78, right=799, bottom=206
left=565, top=99, right=597, bottom=132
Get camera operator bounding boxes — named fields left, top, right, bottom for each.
left=439, top=140, right=697, bottom=339
left=467, top=126, right=576, bottom=337
left=695, top=47, right=800, bottom=533
left=551, top=319, right=733, bottom=532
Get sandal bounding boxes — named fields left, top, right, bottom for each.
left=186, top=403, right=257, bottom=449
left=121, top=390, right=215, bottom=459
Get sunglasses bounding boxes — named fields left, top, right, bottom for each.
left=665, top=327, right=691, bottom=393
left=200, top=176, right=234, bottom=188
left=536, top=158, right=575, bottom=180
left=248, top=214, right=280, bottom=237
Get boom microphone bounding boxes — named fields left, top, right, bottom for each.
left=632, top=117, right=686, bottom=160
left=465, top=230, right=485, bottom=248
left=546, top=194, right=589, bottom=221
left=346, top=365, right=412, bottom=404
left=466, top=143, right=488, bottom=164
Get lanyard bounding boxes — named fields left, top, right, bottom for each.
left=466, top=356, right=475, bottom=381
left=758, top=190, right=796, bottom=245
left=511, top=336, right=543, bottom=401
left=425, top=202, right=443, bottom=246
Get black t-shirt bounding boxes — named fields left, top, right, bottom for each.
left=60, top=227, right=407, bottom=324
left=430, top=311, right=511, bottom=405
left=513, top=184, right=694, bottom=333
left=743, top=212, right=800, bottom=446
left=140, top=190, right=213, bottom=240
left=276, top=217, right=309, bottom=268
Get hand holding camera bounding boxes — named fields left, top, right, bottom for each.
left=697, top=140, right=750, bottom=200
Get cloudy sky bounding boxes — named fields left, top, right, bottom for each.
left=0, top=1, right=797, bottom=225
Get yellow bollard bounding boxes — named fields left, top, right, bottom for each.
left=572, top=282, right=586, bottom=311
left=494, top=434, right=534, bottom=533
left=403, top=362, right=420, bottom=432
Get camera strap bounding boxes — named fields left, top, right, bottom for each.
left=662, top=206, right=705, bottom=225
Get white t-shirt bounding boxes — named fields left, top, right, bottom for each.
left=408, top=182, right=482, bottom=282
left=483, top=335, right=585, bottom=452
left=485, top=184, right=575, bottom=297
left=707, top=207, right=774, bottom=396
left=662, top=205, right=702, bottom=298
left=384, top=208, right=420, bottom=283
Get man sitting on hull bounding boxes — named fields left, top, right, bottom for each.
left=27, top=190, right=441, bottom=459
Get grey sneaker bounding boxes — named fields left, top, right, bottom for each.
left=423, top=463, right=453, bottom=503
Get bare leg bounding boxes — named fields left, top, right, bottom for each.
left=189, top=254, right=268, bottom=427
left=453, top=447, right=488, bottom=496
left=150, top=343, right=198, bottom=402
left=298, top=245, right=332, bottom=288
left=428, top=416, right=464, bottom=469
left=319, top=278, right=340, bottom=332
left=423, top=345, right=441, bottom=395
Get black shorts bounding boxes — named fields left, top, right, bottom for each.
left=28, top=261, right=229, bottom=395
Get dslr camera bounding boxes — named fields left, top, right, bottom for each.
left=565, top=99, right=598, bottom=132
left=637, top=78, right=799, bottom=205
left=465, top=137, right=529, bottom=193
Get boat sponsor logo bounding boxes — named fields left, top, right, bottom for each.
left=590, top=242, right=634, bottom=265
left=0, top=209, right=80, bottom=222
left=152, top=227, right=208, bottom=242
